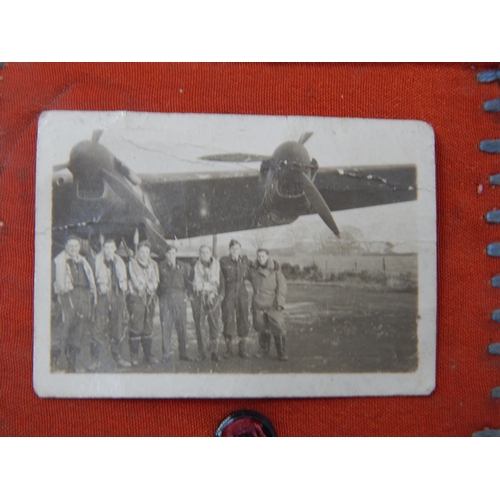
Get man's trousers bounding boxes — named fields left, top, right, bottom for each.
left=191, top=295, right=221, bottom=358
left=159, top=292, right=188, bottom=359
left=91, top=292, right=126, bottom=362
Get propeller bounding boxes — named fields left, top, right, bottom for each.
left=92, top=129, right=104, bottom=142
left=298, top=132, right=313, bottom=145
left=100, top=168, right=158, bottom=222
left=144, top=219, right=169, bottom=256
left=114, top=158, right=142, bottom=186
left=300, top=172, right=340, bottom=237
left=53, top=130, right=103, bottom=173
left=53, top=162, right=70, bottom=172
left=199, top=132, right=341, bottom=238
left=53, top=130, right=142, bottom=186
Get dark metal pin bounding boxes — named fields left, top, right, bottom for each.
left=215, top=411, right=277, bottom=437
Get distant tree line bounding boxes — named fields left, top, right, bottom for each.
left=280, top=262, right=417, bottom=292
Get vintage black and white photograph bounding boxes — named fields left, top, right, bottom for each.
left=34, top=112, right=436, bottom=397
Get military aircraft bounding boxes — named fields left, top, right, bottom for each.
left=51, top=130, right=417, bottom=256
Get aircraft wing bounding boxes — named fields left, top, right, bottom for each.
left=142, top=165, right=417, bottom=239
left=313, top=165, right=417, bottom=213
left=52, top=164, right=417, bottom=243
left=141, top=170, right=265, bottom=239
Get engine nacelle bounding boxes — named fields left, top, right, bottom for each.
left=259, top=141, right=320, bottom=226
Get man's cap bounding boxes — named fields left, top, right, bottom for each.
left=138, top=240, right=151, bottom=250
left=103, top=238, right=116, bottom=245
left=66, top=234, right=81, bottom=244
left=257, top=248, right=269, bottom=255
left=229, top=239, right=241, bottom=248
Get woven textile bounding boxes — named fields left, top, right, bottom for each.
left=1, top=62, right=499, bottom=436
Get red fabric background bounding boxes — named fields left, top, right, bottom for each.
left=1, top=62, right=499, bottom=436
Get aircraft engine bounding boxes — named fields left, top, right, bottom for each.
left=199, top=132, right=341, bottom=237
left=260, top=141, right=339, bottom=237
left=52, top=133, right=162, bottom=255
left=66, top=140, right=112, bottom=198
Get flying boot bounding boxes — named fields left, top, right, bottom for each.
left=254, top=331, right=271, bottom=358
left=51, top=346, right=61, bottom=371
left=195, top=328, right=206, bottom=361
left=223, top=338, right=238, bottom=358
left=129, top=336, right=141, bottom=366
left=110, top=338, right=131, bottom=368
left=274, top=335, right=288, bottom=361
left=238, top=337, right=251, bottom=359
left=142, top=335, right=158, bottom=364
left=86, top=340, right=101, bottom=372
left=209, top=337, right=220, bottom=362
left=66, top=345, right=81, bottom=373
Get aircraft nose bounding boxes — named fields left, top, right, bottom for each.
left=68, top=141, right=113, bottom=180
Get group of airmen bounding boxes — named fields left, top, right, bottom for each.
left=51, top=235, right=288, bottom=373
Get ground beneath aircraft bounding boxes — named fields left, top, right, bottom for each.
left=62, top=283, right=418, bottom=375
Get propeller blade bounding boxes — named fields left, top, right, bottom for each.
left=301, top=172, right=340, bottom=237
left=144, top=219, right=169, bottom=256
left=53, top=162, right=70, bottom=172
left=298, top=132, right=313, bottom=145
left=114, top=158, right=142, bottom=185
left=101, top=169, right=158, bottom=223
left=92, top=129, right=104, bottom=142
left=199, top=153, right=271, bottom=163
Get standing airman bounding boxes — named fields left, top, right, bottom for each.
left=52, top=235, right=96, bottom=372
left=88, top=238, right=130, bottom=370
left=158, top=245, right=192, bottom=362
left=127, top=240, right=159, bottom=366
left=247, top=248, right=288, bottom=361
left=190, top=245, right=225, bottom=361
left=220, top=239, right=251, bottom=358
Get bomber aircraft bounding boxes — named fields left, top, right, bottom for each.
left=51, top=130, right=417, bottom=256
